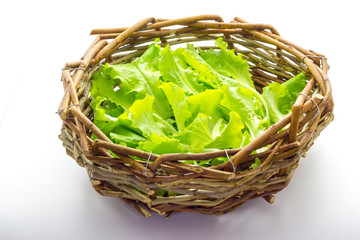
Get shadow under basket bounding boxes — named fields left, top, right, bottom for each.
left=58, top=15, right=334, bottom=218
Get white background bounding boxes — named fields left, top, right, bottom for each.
left=1, top=0, right=359, bottom=239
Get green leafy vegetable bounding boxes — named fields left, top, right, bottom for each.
left=90, top=37, right=307, bottom=167
left=262, top=72, right=307, bottom=124
left=122, top=95, right=177, bottom=137
left=138, top=133, right=183, bottom=155
left=220, top=85, right=267, bottom=139
left=251, top=157, right=262, bottom=169
left=175, top=113, right=214, bottom=152
left=108, top=41, right=172, bottom=119
left=205, top=111, right=252, bottom=151
left=198, top=38, right=255, bottom=89
left=159, top=45, right=204, bottom=95
left=159, top=82, right=191, bottom=131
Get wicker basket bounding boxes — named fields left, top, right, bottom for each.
left=58, top=15, right=334, bottom=218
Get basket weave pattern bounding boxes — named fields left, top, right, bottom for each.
left=58, top=15, right=334, bottom=217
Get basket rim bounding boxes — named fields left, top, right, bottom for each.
left=59, top=15, right=332, bottom=169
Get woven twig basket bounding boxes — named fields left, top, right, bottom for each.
left=58, top=15, right=334, bottom=218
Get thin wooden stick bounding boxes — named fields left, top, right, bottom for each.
left=289, top=104, right=302, bottom=143
left=94, top=17, right=156, bottom=62
left=58, top=40, right=107, bottom=120
left=148, top=15, right=224, bottom=29
left=69, top=106, right=110, bottom=142
left=62, top=70, right=89, bottom=152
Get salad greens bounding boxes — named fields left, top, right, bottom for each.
left=90, top=38, right=307, bottom=166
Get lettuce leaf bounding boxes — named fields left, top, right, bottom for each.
left=251, top=157, right=262, bottom=169
left=220, top=85, right=268, bottom=139
left=262, top=72, right=307, bottom=124
left=90, top=97, right=146, bottom=148
left=186, top=88, right=228, bottom=129
left=110, top=130, right=147, bottom=148
left=90, top=97, right=124, bottom=137
left=158, top=45, right=204, bottom=95
left=120, top=95, right=177, bottom=138
left=90, top=68, right=136, bottom=110
left=175, top=113, right=214, bottom=152
left=206, top=111, right=252, bottom=150
left=138, top=133, right=184, bottom=154
left=159, top=82, right=192, bottom=131
left=198, top=38, right=254, bottom=89
left=107, top=41, right=172, bottom=119
left=173, top=46, right=220, bottom=89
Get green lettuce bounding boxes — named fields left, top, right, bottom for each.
left=158, top=45, right=205, bottom=95
left=90, top=38, right=307, bottom=165
left=105, top=40, right=172, bottom=119
left=159, top=82, right=191, bottom=131
left=198, top=38, right=255, bottom=89
left=262, top=72, right=307, bottom=124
